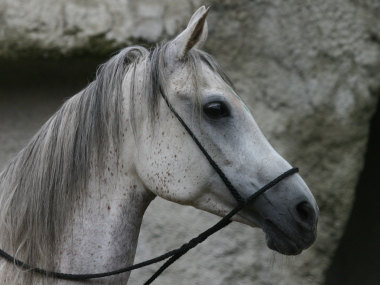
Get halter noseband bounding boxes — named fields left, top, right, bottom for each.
left=0, top=87, right=298, bottom=284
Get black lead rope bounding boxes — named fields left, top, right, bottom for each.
left=0, top=87, right=299, bottom=284
left=143, top=167, right=298, bottom=285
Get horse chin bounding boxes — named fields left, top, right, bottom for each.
left=236, top=213, right=304, bottom=255
left=262, top=219, right=305, bottom=256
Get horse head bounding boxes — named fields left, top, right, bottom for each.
left=132, top=6, right=318, bottom=255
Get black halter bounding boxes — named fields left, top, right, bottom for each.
left=0, top=88, right=298, bottom=284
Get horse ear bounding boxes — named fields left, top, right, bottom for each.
left=169, top=6, right=210, bottom=59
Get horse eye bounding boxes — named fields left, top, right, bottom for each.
left=203, top=101, right=230, bottom=119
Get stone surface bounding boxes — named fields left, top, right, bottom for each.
left=1, top=0, right=380, bottom=284
left=0, top=0, right=195, bottom=57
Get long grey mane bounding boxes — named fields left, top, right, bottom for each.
left=0, top=42, right=231, bottom=282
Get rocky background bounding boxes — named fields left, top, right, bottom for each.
left=1, top=0, right=379, bottom=284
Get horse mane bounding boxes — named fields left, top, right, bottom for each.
left=0, top=46, right=148, bottom=275
left=0, top=42, right=231, bottom=282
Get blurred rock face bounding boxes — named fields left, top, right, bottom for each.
left=0, top=0, right=379, bottom=284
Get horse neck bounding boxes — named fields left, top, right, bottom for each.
left=51, top=142, right=154, bottom=284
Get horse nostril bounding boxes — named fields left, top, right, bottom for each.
left=295, top=201, right=316, bottom=228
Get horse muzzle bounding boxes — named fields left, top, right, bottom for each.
left=238, top=179, right=319, bottom=255
left=262, top=212, right=318, bottom=255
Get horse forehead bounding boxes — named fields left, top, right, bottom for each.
left=169, top=62, right=227, bottom=91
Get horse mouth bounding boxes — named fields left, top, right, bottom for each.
left=235, top=203, right=317, bottom=256
left=262, top=219, right=313, bottom=255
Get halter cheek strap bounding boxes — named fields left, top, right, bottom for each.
left=159, top=86, right=245, bottom=204
left=0, top=87, right=298, bottom=284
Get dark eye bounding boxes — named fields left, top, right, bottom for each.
left=203, top=101, right=230, bottom=119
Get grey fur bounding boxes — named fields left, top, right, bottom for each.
left=0, top=43, right=231, bottom=284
